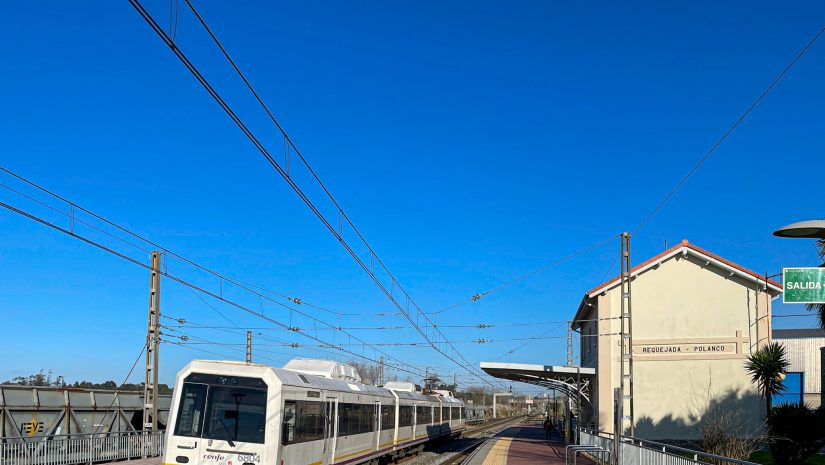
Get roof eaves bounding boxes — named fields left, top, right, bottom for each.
left=583, top=240, right=782, bottom=298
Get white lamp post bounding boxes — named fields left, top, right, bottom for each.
left=773, top=219, right=825, bottom=407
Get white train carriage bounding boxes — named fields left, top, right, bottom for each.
left=164, top=359, right=464, bottom=465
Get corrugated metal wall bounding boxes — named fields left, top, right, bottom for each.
left=0, top=385, right=171, bottom=439
left=774, top=334, right=823, bottom=399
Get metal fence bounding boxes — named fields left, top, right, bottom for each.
left=579, top=430, right=759, bottom=465
left=0, top=432, right=164, bottom=465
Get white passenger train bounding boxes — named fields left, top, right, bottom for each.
left=164, top=359, right=465, bottom=465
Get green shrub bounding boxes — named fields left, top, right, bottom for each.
left=767, top=403, right=825, bottom=465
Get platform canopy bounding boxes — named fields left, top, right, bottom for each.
left=480, top=362, right=596, bottom=404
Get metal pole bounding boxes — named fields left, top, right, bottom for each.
left=576, top=366, right=581, bottom=444
left=821, top=347, right=824, bottom=407
left=142, top=251, right=161, bottom=437
left=613, top=388, right=621, bottom=465
left=246, top=331, right=252, bottom=363
left=379, top=357, right=385, bottom=386
left=619, top=232, right=635, bottom=437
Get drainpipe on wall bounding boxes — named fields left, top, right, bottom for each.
left=821, top=347, right=824, bottom=407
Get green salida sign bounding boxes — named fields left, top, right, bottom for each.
left=783, top=267, right=825, bottom=304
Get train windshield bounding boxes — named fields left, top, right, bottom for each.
left=174, top=373, right=267, bottom=444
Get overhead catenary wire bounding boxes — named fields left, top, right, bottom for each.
left=161, top=314, right=444, bottom=380
left=632, top=24, right=825, bottom=235
left=435, top=316, right=620, bottom=329
left=231, top=332, right=620, bottom=348
left=128, top=0, right=501, bottom=389
left=162, top=313, right=473, bottom=385
left=0, top=199, right=435, bottom=383
left=162, top=322, right=407, bottom=331
left=772, top=313, right=819, bottom=318
left=0, top=167, right=430, bottom=381
left=429, top=234, right=619, bottom=316
left=493, top=321, right=570, bottom=360
left=160, top=314, right=408, bottom=372
left=503, top=22, right=825, bottom=353
left=92, top=344, right=146, bottom=434
left=0, top=166, right=391, bottom=319
left=162, top=324, right=433, bottom=380
left=161, top=326, right=306, bottom=361
left=428, top=22, right=825, bottom=324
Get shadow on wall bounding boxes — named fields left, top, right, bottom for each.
left=635, top=389, right=763, bottom=443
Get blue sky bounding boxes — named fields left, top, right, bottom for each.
left=1, top=1, right=823, bottom=392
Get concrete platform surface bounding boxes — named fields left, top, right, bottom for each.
left=466, top=421, right=582, bottom=465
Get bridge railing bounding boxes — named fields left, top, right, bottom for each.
left=579, top=429, right=759, bottom=465
left=0, top=431, right=164, bottom=465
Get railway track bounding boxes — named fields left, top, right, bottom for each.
left=397, top=415, right=527, bottom=465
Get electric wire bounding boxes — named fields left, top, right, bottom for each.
left=0, top=168, right=428, bottom=381
left=162, top=325, right=430, bottom=379
left=430, top=234, right=619, bottom=315
left=161, top=314, right=475, bottom=387
left=238, top=332, right=619, bottom=348
left=493, top=321, right=569, bottom=360
left=0, top=165, right=390, bottom=319
left=160, top=315, right=384, bottom=369
left=162, top=323, right=406, bottom=331
left=632, top=24, right=825, bottom=235
left=92, top=344, right=147, bottom=434
left=0, top=199, right=433, bottom=382
left=161, top=313, right=435, bottom=377
left=435, top=316, right=619, bottom=329
left=129, top=0, right=501, bottom=389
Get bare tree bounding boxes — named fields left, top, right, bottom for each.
left=688, top=373, right=764, bottom=461
left=347, top=360, right=381, bottom=385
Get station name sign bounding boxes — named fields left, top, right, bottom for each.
left=783, top=267, right=825, bottom=304
left=633, top=343, right=736, bottom=355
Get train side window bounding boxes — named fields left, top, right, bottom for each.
left=398, top=406, right=412, bottom=427
left=416, top=405, right=432, bottom=425
left=337, top=402, right=377, bottom=435
left=380, top=405, right=394, bottom=430
left=174, top=383, right=207, bottom=437
left=299, top=401, right=325, bottom=442
left=282, top=402, right=296, bottom=444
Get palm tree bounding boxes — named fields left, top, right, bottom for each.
left=806, top=239, right=825, bottom=330
left=744, top=342, right=790, bottom=414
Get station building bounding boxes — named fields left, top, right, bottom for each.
left=572, top=240, right=781, bottom=440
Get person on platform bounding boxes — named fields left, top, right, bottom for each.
left=543, top=417, right=552, bottom=440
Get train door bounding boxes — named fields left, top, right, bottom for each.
left=373, top=401, right=381, bottom=450
left=412, top=404, right=417, bottom=440
left=323, top=397, right=338, bottom=465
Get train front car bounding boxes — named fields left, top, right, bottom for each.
left=164, top=359, right=467, bottom=465
left=164, top=361, right=278, bottom=465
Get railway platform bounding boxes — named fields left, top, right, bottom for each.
left=465, top=421, right=588, bottom=465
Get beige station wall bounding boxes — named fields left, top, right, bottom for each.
left=583, top=251, right=774, bottom=440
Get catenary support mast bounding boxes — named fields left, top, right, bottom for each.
left=618, top=233, right=635, bottom=435
left=246, top=330, right=253, bottom=363
left=143, top=251, right=161, bottom=434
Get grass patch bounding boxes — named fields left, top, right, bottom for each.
left=749, top=450, right=825, bottom=465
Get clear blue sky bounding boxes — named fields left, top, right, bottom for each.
left=0, top=1, right=823, bottom=393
